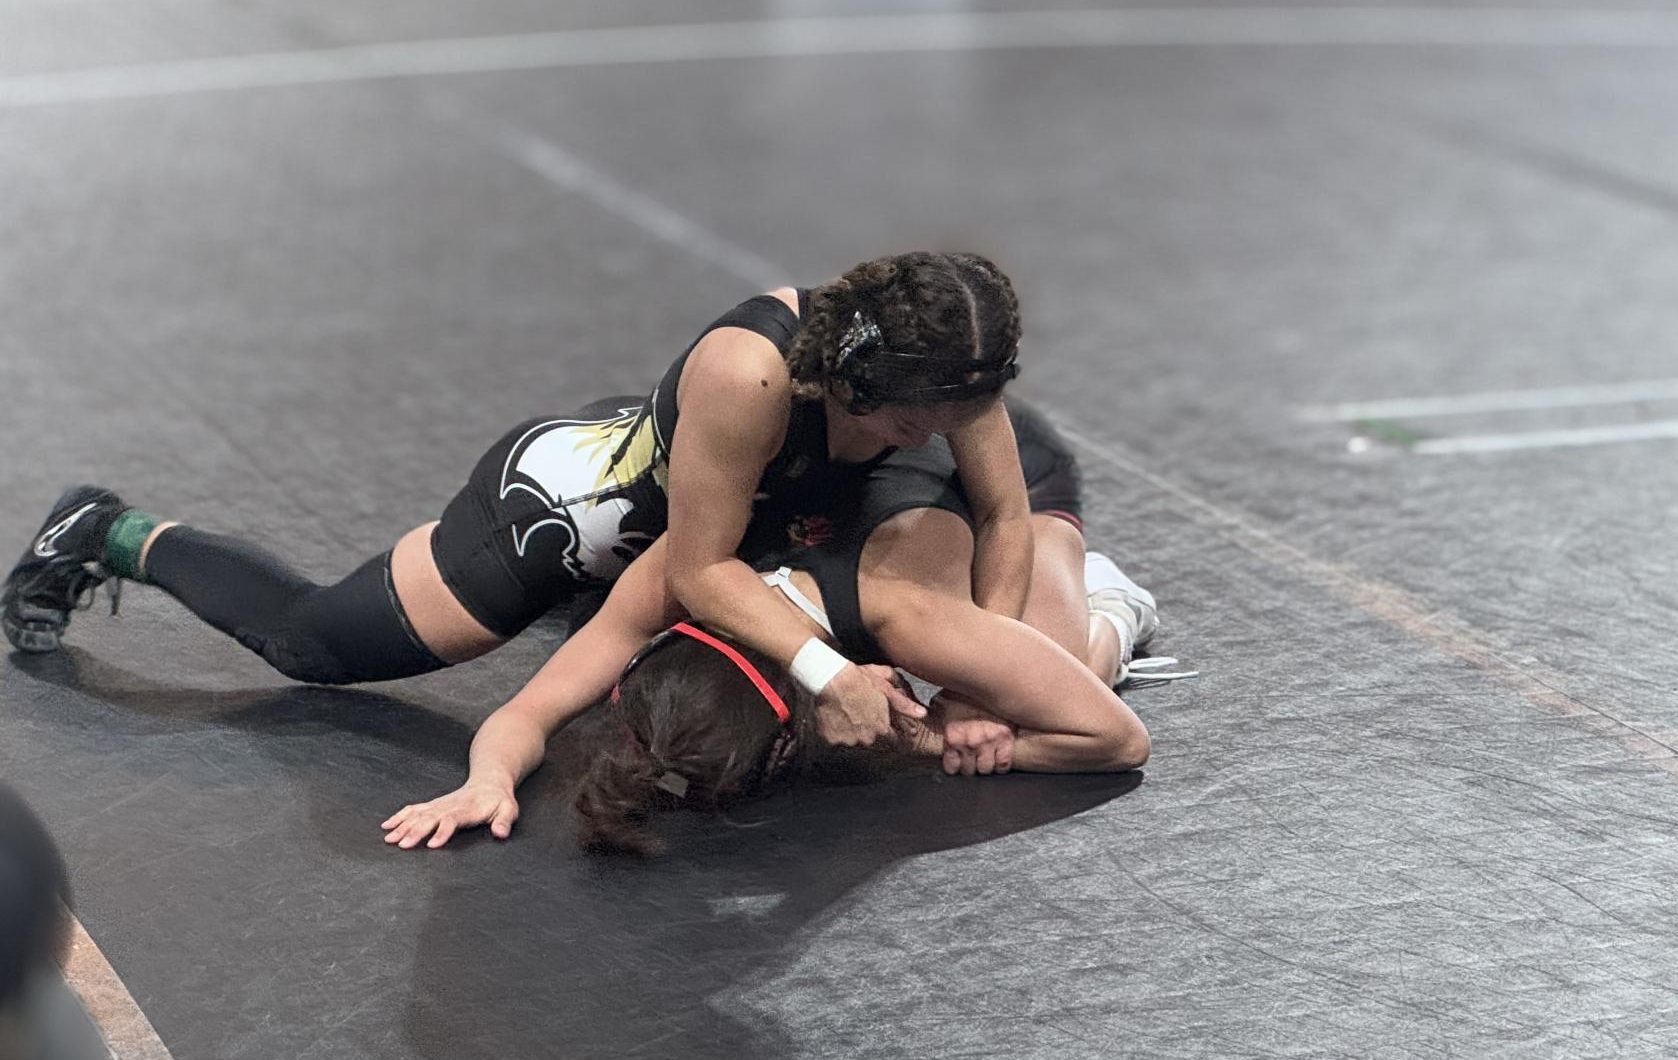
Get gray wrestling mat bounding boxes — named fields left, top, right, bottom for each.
left=5, top=3, right=1678, bottom=1057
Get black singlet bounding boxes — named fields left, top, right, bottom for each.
left=643, top=289, right=835, bottom=500
left=739, top=439, right=972, bottom=664
left=736, top=397, right=1082, bottom=663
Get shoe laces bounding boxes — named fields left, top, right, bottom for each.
left=1120, top=656, right=1199, bottom=689
left=69, top=563, right=122, bottom=616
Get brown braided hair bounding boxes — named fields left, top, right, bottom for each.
left=573, top=633, right=822, bottom=855
left=786, top=252, right=1022, bottom=412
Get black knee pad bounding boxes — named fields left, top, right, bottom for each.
left=241, top=629, right=358, bottom=685
left=243, top=552, right=446, bottom=685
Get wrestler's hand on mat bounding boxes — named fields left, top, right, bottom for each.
left=381, top=781, right=520, bottom=850
left=935, top=694, right=1015, bottom=777
left=815, top=664, right=924, bottom=747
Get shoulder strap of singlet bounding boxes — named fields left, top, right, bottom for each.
left=706, top=293, right=801, bottom=350
left=806, top=547, right=886, bottom=663
left=760, top=567, right=835, bottom=636
left=651, top=291, right=805, bottom=456
left=824, top=455, right=973, bottom=663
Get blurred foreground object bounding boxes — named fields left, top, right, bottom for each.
left=0, top=784, right=108, bottom=1060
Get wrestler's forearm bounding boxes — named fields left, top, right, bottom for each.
left=932, top=692, right=1144, bottom=773
left=887, top=714, right=946, bottom=758
left=467, top=545, right=683, bottom=794
left=673, top=557, right=829, bottom=666
left=1008, top=729, right=1147, bottom=773
left=464, top=710, right=551, bottom=794
left=970, top=509, right=1033, bottom=619
left=461, top=637, right=633, bottom=795
left=877, top=594, right=1147, bottom=768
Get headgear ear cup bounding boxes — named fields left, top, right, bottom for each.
left=835, top=326, right=1018, bottom=413
left=833, top=312, right=888, bottom=414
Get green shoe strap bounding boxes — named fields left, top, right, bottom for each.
left=104, top=509, right=162, bottom=581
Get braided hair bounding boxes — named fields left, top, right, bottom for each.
left=785, top=252, right=1022, bottom=413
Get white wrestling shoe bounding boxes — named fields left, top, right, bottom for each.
left=1085, top=552, right=1197, bottom=687
left=1086, top=551, right=1156, bottom=648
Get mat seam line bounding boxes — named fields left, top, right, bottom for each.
left=1049, top=419, right=1678, bottom=769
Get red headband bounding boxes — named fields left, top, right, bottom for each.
left=610, top=621, right=792, bottom=724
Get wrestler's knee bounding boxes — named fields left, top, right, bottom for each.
left=237, top=626, right=357, bottom=685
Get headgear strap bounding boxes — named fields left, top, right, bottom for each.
left=833, top=311, right=1020, bottom=411
left=610, top=621, right=792, bottom=724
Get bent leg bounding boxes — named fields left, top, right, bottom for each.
left=1019, top=513, right=1094, bottom=659
left=141, top=525, right=455, bottom=684
left=390, top=523, right=503, bottom=663
left=66, top=405, right=658, bottom=682
left=1019, top=513, right=1123, bottom=686
left=1010, top=397, right=1116, bottom=680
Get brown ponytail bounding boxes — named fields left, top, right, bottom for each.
left=572, top=634, right=822, bottom=855
left=573, top=731, right=671, bottom=856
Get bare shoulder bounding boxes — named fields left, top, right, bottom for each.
left=683, top=325, right=793, bottom=408
left=945, top=397, right=1015, bottom=452
left=860, top=509, right=978, bottom=663
left=858, top=508, right=974, bottom=598
left=676, top=287, right=801, bottom=407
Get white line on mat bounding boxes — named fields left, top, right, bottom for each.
left=1413, top=417, right=1678, bottom=454
left=1302, top=378, right=1678, bottom=423
left=11, top=9, right=1678, bottom=108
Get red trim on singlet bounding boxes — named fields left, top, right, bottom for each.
left=1039, top=509, right=1084, bottom=533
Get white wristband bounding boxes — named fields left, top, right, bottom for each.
left=788, top=638, right=849, bottom=696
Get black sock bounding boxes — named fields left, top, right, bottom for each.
left=143, top=527, right=447, bottom=684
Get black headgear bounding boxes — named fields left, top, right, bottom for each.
left=832, top=312, right=1019, bottom=414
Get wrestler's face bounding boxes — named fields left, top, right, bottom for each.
left=855, top=397, right=994, bottom=449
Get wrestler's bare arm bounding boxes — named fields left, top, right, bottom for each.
left=875, top=592, right=1148, bottom=772
left=946, top=399, right=1034, bottom=619
left=382, top=540, right=681, bottom=848
left=859, top=508, right=1148, bottom=772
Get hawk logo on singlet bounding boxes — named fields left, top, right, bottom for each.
left=32, top=502, right=99, bottom=559
left=499, top=408, right=669, bottom=581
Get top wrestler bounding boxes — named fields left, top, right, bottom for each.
left=4, top=251, right=1029, bottom=745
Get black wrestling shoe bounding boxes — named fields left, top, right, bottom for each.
left=2, top=486, right=126, bottom=653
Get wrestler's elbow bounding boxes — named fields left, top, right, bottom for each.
left=663, top=552, right=727, bottom=616
left=1112, top=726, right=1151, bottom=771
left=1099, top=715, right=1151, bottom=772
